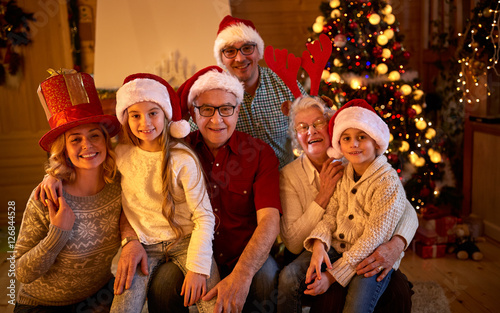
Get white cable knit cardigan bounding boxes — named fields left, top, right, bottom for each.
left=303, top=155, right=409, bottom=287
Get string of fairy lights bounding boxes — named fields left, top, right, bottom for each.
left=457, top=1, right=500, bottom=111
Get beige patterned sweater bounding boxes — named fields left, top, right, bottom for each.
left=15, top=182, right=121, bottom=306
left=304, top=155, right=407, bottom=287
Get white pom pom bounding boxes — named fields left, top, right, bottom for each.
left=170, top=120, right=191, bottom=138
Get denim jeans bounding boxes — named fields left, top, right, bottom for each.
left=148, top=254, right=279, bottom=313
left=110, top=235, right=219, bottom=313
left=343, top=268, right=393, bottom=313
left=277, top=249, right=338, bottom=313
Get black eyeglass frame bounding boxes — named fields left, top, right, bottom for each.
left=221, top=44, right=257, bottom=59
left=194, top=105, right=237, bottom=117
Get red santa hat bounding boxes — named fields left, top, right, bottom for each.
left=214, top=15, right=264, bottom=68
left=116, top=73, right=190, bottom=139
left=177, top=65, right=244, bottom=110
left=327, top=99, right=390, bottom=159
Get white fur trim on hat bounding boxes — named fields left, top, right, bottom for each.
left=214, top=24, right=264, bottom=69
left=188, top=70, right=244, bottom=106
left=330, top=106, right=390, bottom=159
left=169, top=120, right=191, bottom=139
left=116, top=78, right=172, bottom=125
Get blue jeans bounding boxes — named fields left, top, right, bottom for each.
left=277, top=249, right=337, bottom=313
left=343, top=268, right=393, bottom=313
left=110, top=235, right=219, bottom=313
left=148, top=254, right=279, bottom=313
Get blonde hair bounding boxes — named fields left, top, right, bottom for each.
left=288, top=96, right=335, bottom=153
left=121, top=110, right=206, bottom=255
left=45, top=125, right=117, bottom=183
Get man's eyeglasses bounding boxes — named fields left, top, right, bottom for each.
left=295, top=119, right=327, bottom=134
left=194, top=105, right=237, bottom=117
left=221, top=44, right=256, bottom=59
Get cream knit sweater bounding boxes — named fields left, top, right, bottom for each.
left=303, top=155, right=410, bottom=286
left=115, top=143, right=215, bottom=276
left=280, top=154, right=417, bottom=256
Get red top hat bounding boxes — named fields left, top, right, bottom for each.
left=38, top=70, right=120, bottom=152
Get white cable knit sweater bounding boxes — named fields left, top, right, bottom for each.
left=303, top=155, right=408, bottom=287
left=115, top=143, right=215, bottom=276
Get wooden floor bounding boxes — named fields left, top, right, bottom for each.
left=1, top=237, right=499, bottom=313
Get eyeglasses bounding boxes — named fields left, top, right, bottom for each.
left=295, top=119, right=327, bottom=134
left=194, top=105, right=237, bottom=117
left=221, top=44, right=256, bottom=59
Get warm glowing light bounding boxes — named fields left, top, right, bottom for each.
left=399, top=141, right=409, bottom=152
left=381, top=5, right=392, bottom=15
left=334, top=58, right=343, bottom=67
left=384, top=29, right=395, bottom=39
left=412, top=104, right=422, bottom=115
left=388, top=71, right=400, bottom=81
left=384, top=14, right=396, bottom=25
left=382, top=48, right=391, bottom=59
left=312, top=22, right=323, bottom=33
left=316, top=16, right=325, bottom=23
left=369, top=13, right=381, bottom=25
left=329, top=0, right=341, bottom=8
left=425, top=128, right=436, bottom=139
left=416, top=119, right=427, bottom=130
left=415, top=157, right=426, bottom=167
left=350, top=78, right=362, bottom=89
left=430, top=153, right=442, bottom=163
left=389, top=133, right=394, bottom=142
left=331, top=9, right=341, bottom=18
left=413, top=89, right=424, bottom=100
left=376, top=63, right=388, bottom=74
left=322, top=70, right=330, bottom=80
left=400, top=84, right=412, bottom=95
left=377, top=34, right=388, bottom=45
left=329, top=72, right=341, bottom=82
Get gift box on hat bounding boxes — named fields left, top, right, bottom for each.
left=37, top=69, right=120, bottom=152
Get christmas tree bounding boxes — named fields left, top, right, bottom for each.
left=305, top=0, right=451, bottom=212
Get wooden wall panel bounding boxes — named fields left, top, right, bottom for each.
left=0, top=0, right=72, bottom=224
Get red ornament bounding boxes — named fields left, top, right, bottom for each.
left=407, top=108, right=416, bottom=118
left=372, top=46, right=383, bottom=58
left=349, top=22, right=358, bottom=29
left=420, top=186, right=430, bottom=198
left=393, top=42, right=402, bottom=51
left=404, top=51, right=411, bottom=59
left=366, top=93, right=378, bottom=105
left=388, top=153, right=399, bottom=163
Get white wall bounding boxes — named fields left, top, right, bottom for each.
left=94, top=0, right=230, bottom=89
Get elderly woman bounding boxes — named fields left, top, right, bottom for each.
left=277, top=96, right=418, bottom=313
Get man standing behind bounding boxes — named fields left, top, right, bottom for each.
left=213, top=15, right=306, bottom=169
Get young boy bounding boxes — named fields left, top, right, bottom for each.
left=304, top=99, right=407, bottom=313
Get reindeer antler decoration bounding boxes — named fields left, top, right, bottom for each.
left=264, top=46, right=302, bottom=98
left=301, top=33, right=333, bottom=96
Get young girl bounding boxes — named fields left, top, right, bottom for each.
left=15, top=70, right=122, bottom=312
left=110, top=73, right=218, bottom=313
left=304, top=99, right=407, bottom=313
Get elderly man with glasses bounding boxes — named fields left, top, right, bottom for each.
left=212, top=15, right=307, bottom=170
left=121, top=67, right=282, bottom=313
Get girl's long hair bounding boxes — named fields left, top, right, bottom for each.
left=45, top=125, right=117, bottom=183
left=121, top=112, right=206, bottom=255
